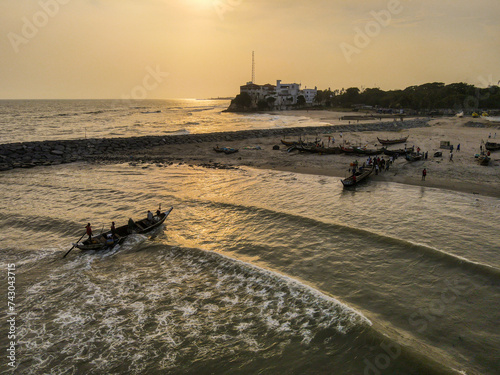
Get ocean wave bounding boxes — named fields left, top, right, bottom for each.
left=12, top=243, right=370, bottom=374
left=163, top=129, right=190, bottom=135
left=176, top=197, right=500, bottom=280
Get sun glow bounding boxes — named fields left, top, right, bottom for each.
left=186, top=0, right=214, bottom=11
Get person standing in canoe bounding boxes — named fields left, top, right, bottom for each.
left=111, top=222, right=117, bottom=238
left=147, top=210, right=154, bottom=223
left=86, top=223, right=92, bottom=241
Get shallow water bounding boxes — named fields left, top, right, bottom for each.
left=1, top=162, right=499, bottom=374
left=0, top=99, right=328, bottom=143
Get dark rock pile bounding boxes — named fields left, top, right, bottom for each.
left=0, top=118, right=429, bottom=171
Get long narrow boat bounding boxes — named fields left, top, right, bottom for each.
left=485, top=142, right=500, bottom=151
left=281, top=139, right=320, bottom=147
left=353, top=147, right=384, bottom=155
left=377, top=136, right=409, bottom=145
left=382, top=146, right=414, bottom=156
left=341, top=165, right=374, bottom=187
left=281, top=139, right=300, bottom=147
left=73, top=207, right=173, bottom=251
left=340, top=146, right=356, bottom=153
left=296, top=145, right=342, bottom=154
left=405, top=153, right=423, bottom=162
left=341, top=146, right=383, bottom=155
left=214, top=146, right=238, bottom=154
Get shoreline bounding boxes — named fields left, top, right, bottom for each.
left=2, top=113, right=499, bottom=198
left=122, top=116, right=499, bottom=199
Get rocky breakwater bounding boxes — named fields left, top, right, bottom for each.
left=0, top=118, right=429, bottom=171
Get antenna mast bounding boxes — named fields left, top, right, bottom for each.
left=251, top=51, right=255, bottom=84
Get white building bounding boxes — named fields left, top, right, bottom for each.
left=302, top=87, right=318, bottom=104
left=239, top=80, right=317, bottom=110
left=240, top=82, right=276, bottom=102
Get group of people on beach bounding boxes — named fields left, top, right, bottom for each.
left=349, top=155, right=394, bottom=176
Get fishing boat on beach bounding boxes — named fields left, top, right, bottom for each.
left=382, top=146, right=414, bottom=156
left=353, top=146, right=384, bottom=155
left=377, top=136, right=409, bottom=145
left=295, top=144, right=342, bottom=154
left=405, top=153, right=423, bottom=162
left=72, top=207, right=173, bottom=252
left=340, top=146, right=356, bottom=153
left=485, top=142, right=500, bottom=151
left=214, top=146, right=239, bottom=154
left=281, top=139, right=298, bottom=147
left=281, top=139, right=320, bottom=148
left=341, top=165, right=374, bottom=187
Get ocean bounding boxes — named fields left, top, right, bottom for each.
left=0, top=100, right=499, bottom=374
left=0, top=99, right=328, bottom=144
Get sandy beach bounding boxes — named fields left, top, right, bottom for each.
left=116, top=111, right=500, bottom=198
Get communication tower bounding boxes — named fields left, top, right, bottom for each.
left=251, top=51, right=255, bottom=84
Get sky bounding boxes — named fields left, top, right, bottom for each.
left=1, top=0, right=499, bottom=99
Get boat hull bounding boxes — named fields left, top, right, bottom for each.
left=485, top=142, right=500, bottom=151
left=74, top=207, right=173, bottom=251
left=377, top=136, right=409, bottom=145
left=341, top=165, right=374, bottom=187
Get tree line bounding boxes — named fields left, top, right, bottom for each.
left=314, top=82, right=500, bottom=112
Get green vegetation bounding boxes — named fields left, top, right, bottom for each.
left=296, top=95, right=306, bottom=107
left=232, top=92, right=252, bottom=108
left=314, top=82, right=500, bottom=111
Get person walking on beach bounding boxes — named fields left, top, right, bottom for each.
left=457, top=144, right=460, bottom=152
left=86, top=223, right=92, bottom=241
left=422, top=168, right=427, bottom=181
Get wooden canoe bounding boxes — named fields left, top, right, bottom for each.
left=214, top=146, right=239, bottom=154
left=405, top=153, right=423, bottom=162
left=73, top=207, right=173, bottom=251
left=382, top=146, right=414, bottom=156
left=485, top=142, right=500, bottom=151
left=377, top=136, right=409, bottom=145
left=341, top=165, right=374, bottom=187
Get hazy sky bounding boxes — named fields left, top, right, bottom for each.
left=1, top=0, right=499, bottom=99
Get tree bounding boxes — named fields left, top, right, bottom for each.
left=257, top=99, right=269, bottom=111
left=231, top=92, right=252, bottom=108
left=266, top=96, right=277, bottom=107
left=296, top=95, right=306, bottom=107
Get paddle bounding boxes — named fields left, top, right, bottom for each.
left=63, top=231, right=86, bottom=259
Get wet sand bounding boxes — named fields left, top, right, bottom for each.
left=122, top=113, right=500, bottom=198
